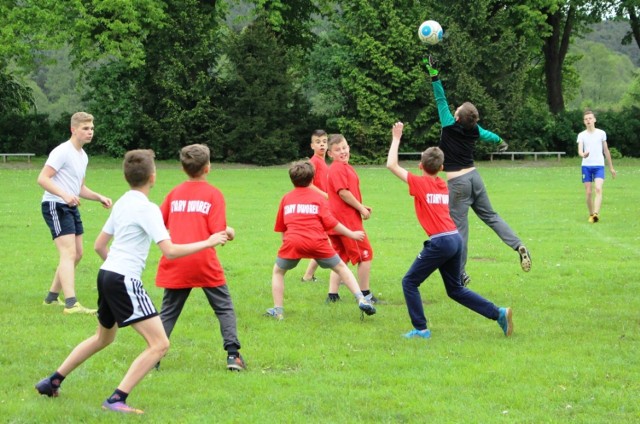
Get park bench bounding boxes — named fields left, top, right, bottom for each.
left=489, top=151, right=566, bottom=161
left=0, top=153, right=35, bottom=163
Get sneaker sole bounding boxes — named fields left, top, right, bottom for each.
left=518, top=246, right=531, bottom=272
left=359, top=304, right=376, bottom=316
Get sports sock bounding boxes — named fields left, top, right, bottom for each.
left=50, top=371, right=65, bottom=388
left=361, top=290, right=371, bottom=297
left=44, top=292, right=60, bottom=303
left=327, top=293, right=340, bottom=302
left=107, top=389, right=129, bottom=404
left=65, top=297, right=78, bottom=308
left=354, top=292, right=364, bottom=301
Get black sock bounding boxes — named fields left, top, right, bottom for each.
left=361, top=290, right=371, bottom=297
left=64, top=297, right=77, bottom=308
left=44, top=292, right=60, bottom=303
left=327, top=293, right=340, bottom=301
left=50, top=372, right=65, bottom=388
left=107, top=389, right=128, bottom=404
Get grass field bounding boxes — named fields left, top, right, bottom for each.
left=1, top=156, right=639, bottom=423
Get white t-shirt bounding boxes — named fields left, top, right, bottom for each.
left=577, top=128, right=607, bottom=166
left=100, top=190, right=170, bottom=278
left=42, top=140, right=88, bottom=203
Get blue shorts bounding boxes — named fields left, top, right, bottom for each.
left=582, top=166, right=605, bottom=183
left=41, top=201, right=84, bottom=239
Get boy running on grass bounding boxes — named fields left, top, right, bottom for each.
left=156, top=144, right=244, bottom=371
left=387, top=122, right=513, bottom=338
left=265, top=160, right=376, bottom=320
left=301, top=129, right=329, bottom=283
left=35, top=149, right=229, bottom=414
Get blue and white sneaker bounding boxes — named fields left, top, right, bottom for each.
left=264, top=307, right=284, bottom=321
left=404, top=328, right=431, bottom=339
left=498, top=307, right=513, bottom=336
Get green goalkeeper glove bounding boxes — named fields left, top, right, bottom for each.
left=422, top=55, right=439, bottom=77
left=497, top=140, right=509, bottom=152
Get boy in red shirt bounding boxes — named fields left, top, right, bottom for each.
left=386, top=122, right=513, bottom=338
left=325, top=134, right=375, bottom=303
left=156, top=144, right=245, bottom=371
left=301, top=130, right=329, bottom=283
left=266, top=160, right=376, bottom=320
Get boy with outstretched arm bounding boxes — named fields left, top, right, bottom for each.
left=265, top=160, right=376, bottom=320
left=156, top=144, right=244, bottom=371
left=424, top=56, right=530, bottom=286
left=387, top=122, right=513, bottom=338
left=35, top=149, right=228, bottom=414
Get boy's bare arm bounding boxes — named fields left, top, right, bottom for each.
left=309, top=184, right=328, bottom=199
left=333, top=222, right=365, bottom=241
left=338, top=189, right=371, bottom=219
left=387, top=122, right=409, bottom=183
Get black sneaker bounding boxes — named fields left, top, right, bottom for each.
left=227, top=354, right=246, bottom=371
left=325, top=294, right=341, bottom=303
left=35, top=378, right=59, bottom=397
left=461, top=272, right=471, bottom=287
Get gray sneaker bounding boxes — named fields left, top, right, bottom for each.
left=264, top=307, right=284, bottom=320
left=358, top=298, right=376, bottom=316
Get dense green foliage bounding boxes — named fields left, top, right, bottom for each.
left=0, top=0, right=638, bottom=162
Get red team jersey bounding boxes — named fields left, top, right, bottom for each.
left=309, top=154, right=329, bottom=192
left=327, top=161, right=363, bottom=234
left=275, top=187, right=339, bottom=259
left=407, top=173, right=457, bottom=237
left=156, top=181, right=227, bottom=288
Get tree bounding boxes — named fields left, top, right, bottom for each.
left=220, top=17, right=310, bottom=165
left=541, top=1, right=611, bottom=114
left=617, top=0, right=640, bottom=49
left=0, top=72, right=35, bottom=114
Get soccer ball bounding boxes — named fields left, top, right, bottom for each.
left=418, top=20, right=443, bottom=45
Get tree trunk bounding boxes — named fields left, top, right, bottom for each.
left=542, top=5, right=575, bottom=115
left=627, top=4, right=640, bottom=50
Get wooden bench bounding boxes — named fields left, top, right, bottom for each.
left=489, top=151, right=566, bottom=161
left=398, top=152, right=422, bottom=158
left=0, top=153, right=35, bottom=163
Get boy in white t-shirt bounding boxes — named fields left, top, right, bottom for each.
left=38, top=112, right=112, bottom=314
left=577, top=110, right=617, bottom=223
left=35, top=149, right=229, bottom=414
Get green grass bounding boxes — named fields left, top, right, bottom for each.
left=1, top=157, right=639, bottom=423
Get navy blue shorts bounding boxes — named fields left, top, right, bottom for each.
left=97, top=269, right=158, bottom=329
left=41, top=201, right=84, bottom=239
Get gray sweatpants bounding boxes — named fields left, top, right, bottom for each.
left=447, top=169, right=522, bottom=274
left=160, top=285, right=241, bottom=353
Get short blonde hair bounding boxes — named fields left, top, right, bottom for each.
left=70, top=112, right=94, bottom=128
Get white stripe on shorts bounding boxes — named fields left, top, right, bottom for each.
left=48, top=201, right=62, bottom=236
left=122, top=276, right=157, bottom=324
